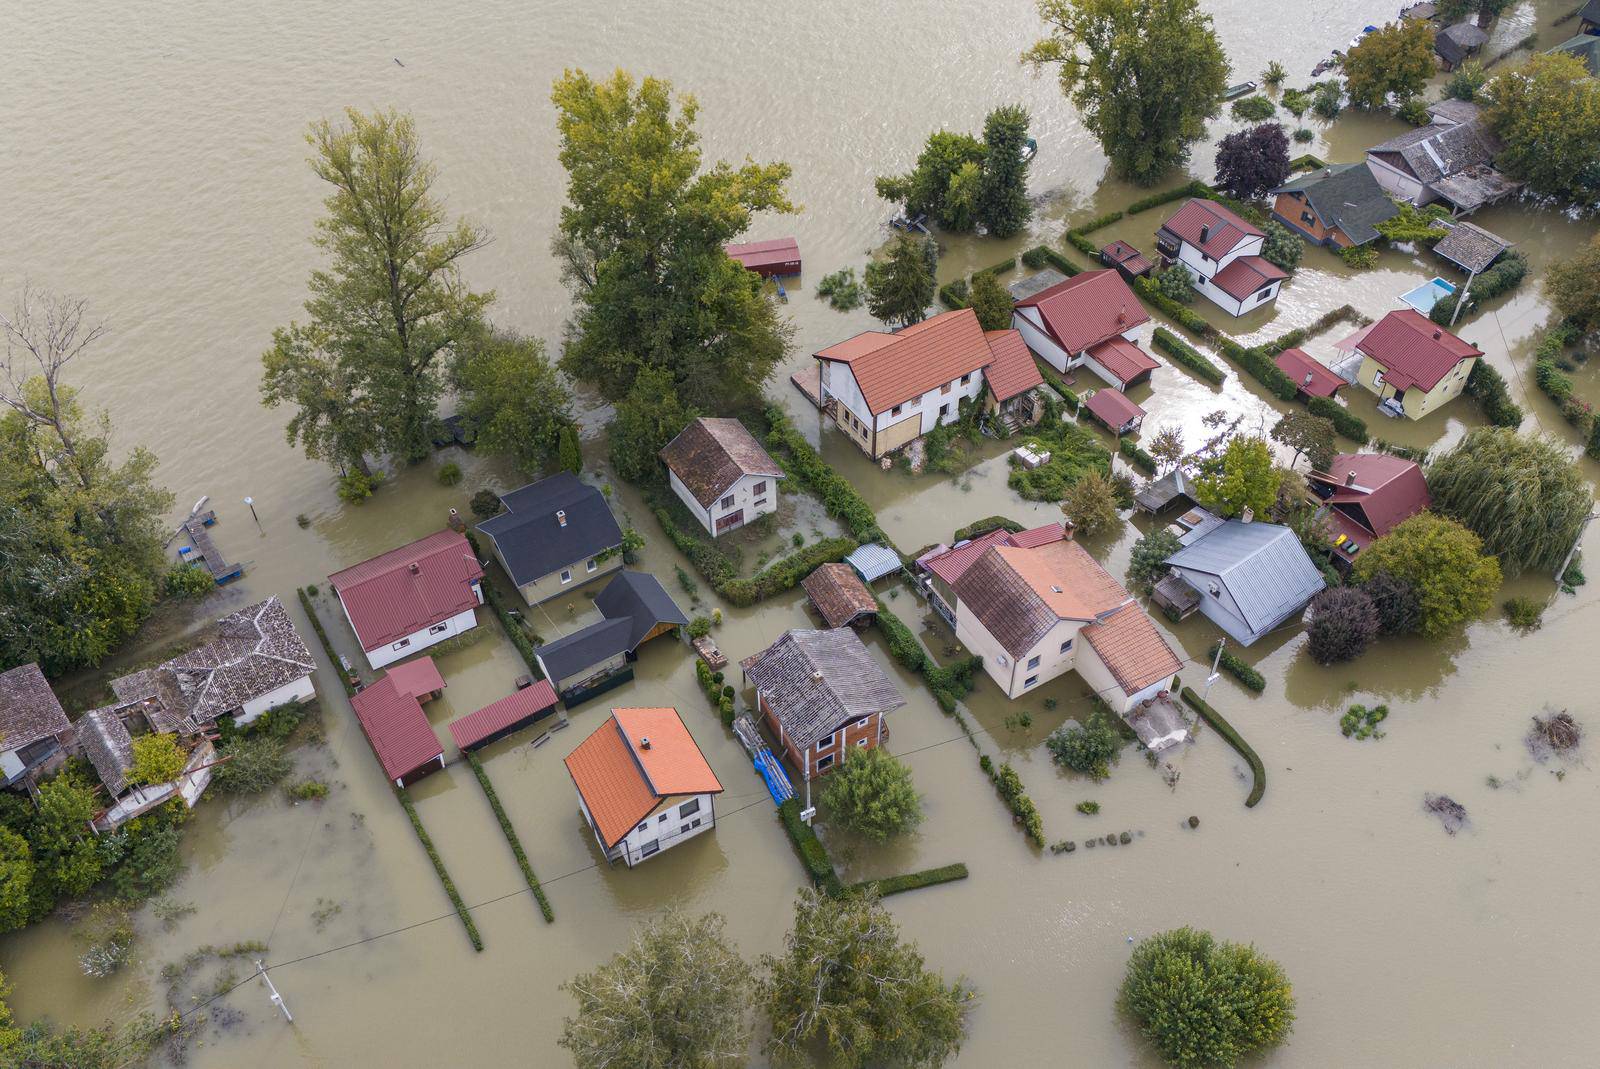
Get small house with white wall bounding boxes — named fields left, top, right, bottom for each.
left=1156, top=199, right=1287, bottom=316
left=1163, top=518, right=1326, bottom=646
left=477, top=474, right=624, bottom=606
left=329, top=529, right=485, bottom=669
left=1011, top=269, right=1158, bottom=389
left=659, top=417, right=785, bottom=537
left=565, top=707, right=723, bottom=867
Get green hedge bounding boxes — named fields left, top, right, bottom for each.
left=464, top=752, right=554, bottom=922
left=1132, top=274, right=1217, bottom=338
left=779, top=798, right=843, bottom=897
left=1287, top=153, right=1329, bottom=171
left=852, top=862, right=969, bottom=898
left=397, top=789, right=484, bottom=950
left=296, top=587, right=356, bottom=697
left=1181, top=687, right=1266, bottom=808
left=1021, top=245, right=1049, bottom=269
left=975, top=256, right=1017, bottom=278
left=1033, top=359, right=1082, bottom=413
left=938, top=278, right=971, bottom=310
left=1214, top=336, right=1299, bottom=402
left=1208, top=641, right=1265, bottom=693
left=765, top=406, right=890, bottom=546
left=979, top=754, right=1044, bottom=845
left=874, top=600, right=980, bottom=712
left=1260, top=305, right=1367, bottom=356
left=952, top=516, right=1025, bottom=542
left=1126, top=180, right=1210, bottom=216
left=1151, top=326, right=1226, bottom=385
left=1031, top=245, right=1081, bottom=278
left=1306, top=395, right=1370, bottom=444
left=1465, top=359, right=1524, bottom=428
left=1065, top=230, right=1100, bottom=257
left=1119, top=438, right=1157, bottom=474
left=721, top=538, right=858, bottom=608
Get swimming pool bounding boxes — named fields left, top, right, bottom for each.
left=1399, top=276, right=1456, bottom=314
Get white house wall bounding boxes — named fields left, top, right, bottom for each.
left=361, top=603, right=480, bottom=670
left=672, top=470, right=780, bottom=537
left=611, top=792, right=717, bottom=867
left=1014, top=307, right=1073, bottom=372
left=667, top=469, right=714, bottom=531
left=822, top=356, right=987, bottom=441
left=236, top=673, right=317, bottom=726
left=1364, top=157, right=1428, bottom=206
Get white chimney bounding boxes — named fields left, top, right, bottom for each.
left=811, top=671, right=824, bottom=684
left=1241, top=506, right=1255, bottom=524
left=556, top=509, right=567, bottom=527
left=1303, top=372, right=1314, bottom=386
left=639, top=736, right=651, bottom=750
left=1346, top=470, right=1357, bottom=486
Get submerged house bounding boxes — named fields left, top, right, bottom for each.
left=1163, top=519, right=1326, bottom=646
left=1335, top=309, right=1482, bottom=420
left=1548, top=32, right=1600, bottom=75
left=801, top=563, right=878, bottom=630
left=329, top=529, right=484, bottom=670
left=1364, top=103, right=1519, bottom=215
left=1435, top=22, right=1488, bottom=70
left=1270, top=163, right=1400, bottom=249
left=534, top=571, right=688, bottom=703
left=917, top=523, right=1068, bottom=626
left=659, top=417, right=785, bottom=537
left=1307, top=454, right=1430, bottom=570
left=477, top=474, right=624, bottom=606
left=1156, top=199, right=1287, bottom=316
left=565, top=707, right=723, bottom=867
left=0, top=663, right=72, bottom=790
left=1010, top=269, right=1157, bottom=389
left=814, top=308, right=1040, bottom=460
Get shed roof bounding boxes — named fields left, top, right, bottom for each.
left=536, top=618, right=635, bottom=684
left=1548, top=32, right=1600, bottom=76
left=817, top=310, right=1014, bottom=415
left=1012, top=270, right=1150, bottom=355
left=477, top=474, right=623, bottom=587
left=1432, top=222, right=1510, bottom=274
left=1166, top=520, right=1326, bottom=638
left=1102, top=240, right=1153, bottom=275
left=742, top=629, right=905, bottom=750
left=328, top=530, right=483, bottom=653
left=1270, top=163, right=1400, bottom=245
left=1437, top=22, right=1488, bottom=64
left=658, top=417, right=785, bottom=507
left=0, top=662, right=69, bottom=754
left=846, top=544, right=902, bottom=582
left=80, top=707, right=133, bottom=797
left=1426, top=99, right=1482, bottom=126
left=1355, top=309, right=1482, bottom=392
left=802, top=563, right=878, bottom=629
left=724, top=237, right=800, bottom=270
left=565, top=708, right=723, bottom=848
left=1158, top=199, right=1263, bottom=258
left=1086, top=336, right=1159, bottom=386
left=1274, top=348, right=1345, bottom=398
left=1082, top=387, right=1145, bottom=429
left=1211, top=255, right=1289, bottom=301
left=384, top=657, right=445, bottom=700
left=448, top=680, right=559, bottom=751
left=351, top=675, right=442, bottom=783
left=982, top=329, right=1044, bottom=402
left=1134, top=468, right=1196, bottom=513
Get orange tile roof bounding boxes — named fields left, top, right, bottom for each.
left=817, top=309, right=998, bottom=414
left=996, top=540, right=1128, bottom=621
left=565, top=708, right=722, bottom=848
left=982, top=329, right=1044, bottom=402
left=1081, top=603, right=1184, bottom=694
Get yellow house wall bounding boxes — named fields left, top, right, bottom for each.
left=1357, top=353, right=1475, bottom=420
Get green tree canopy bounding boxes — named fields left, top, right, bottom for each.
left=876, top=131, right=987, bottom=230
left=967, top=271, right=1015, bottom=331
left=1127, top=528, right=1183, bottom=593
left=128, top=734, right=187, bottom=788
left=559, top=910, right=752, bottom=1069
left=865, top=234, right=938, bottom=328
left=1545, top=234, right=1600, bottom=331
left=977, top=105, right=1034, bottom=237
left=1352, top=512, right=1501, bottom=636
left=607, top=367, right=696, bottom=484
left=1483, top=52, right=1600, bottom=203
left=1426, top=427, right=1591, bottom=575
left=1434, top=0, right=1512, bottom=28
left=1062, top=468, right=1123, bottom=539
left=453, top=330, right=573, bottom=476
left=1195, top=436, right=1280, bottom=519
left=1045, top=721, right=1122, bottom=780
left=552, top=70, right=795, bottom=409
left=1270, top=411, right=1335, bottom=471
left=0, top=828, right=32, bottom=933
left=1342, top=22, right=1436, bottom=109
left=1024, top=0, right=1229, bottom=184
left=821, top=747, right=923, bottom=841
left=760, top=889, right=973, bottom=1068
left=262, top=108, right=493, bottom=473
left=1120, top=926, right=1295, bottom=1068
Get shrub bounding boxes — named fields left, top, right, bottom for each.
left=821, top=747, right=923, bottom=841
left=336, top=469, right=384, bottom=503
left=938, top=277, right=970, bottom=310
left=1126, top=180, right=1211, bottom=216
left=1210, top=642, right=1265, bottom=693
left=1046, top=722, right=1122, bottom=780
left=1076, top=800, right=1101, bottom=815
left=1464, top=359, right=1523, bottom=428
left=1306, top=587, right=1379, bottom=664
left=851, top=863, right=968, bottom=898
left=1395, top=96, right=1430, bottom=125
left=164, top=564, right=214, bottom=600
left=469, top=488, right=503, bottom=518
left=1119, top=438, right=1156, bottom=475
left=1445, top=60, right=1487, bottom=102
left=437, top=461, right=463, bottom=486
left=1128, top=529, right=1183, bottom=594
left=1021, top=245, right=1048, bottom=269
left=1431, top=251, right=1528, bottom=324
left=1230, top=95, right=1275, bottom=121
left=1151, top=327, right=1225, bottom=384
left=1281, top=89, right=1311, bottom=116
left=983, top=757, right=1044, bottom=844
left=816, top=267, right=864, bottom=311
left=1339, top=244, right=1378, bottom=269
left=1132, top=274, right=1216, bottom=337
left=1305, top=395, right=1369, bottom=444
left=1360, top=570, right=1423, bottom=636
left=1261, top=221, right=1302, bottom=272
left=1311, top=82, right=1342, bottom=119
left=778, top=799, right=842, bottom=897
left=1061, top=469, right=1123, bottom=539
left=213, top=736, right=292, bottom=794
left=1503, top=596, right=1545, bottom=632
left=1181, top=689, right=1266, bottom=806
left=1152, top=263, right=1198, bottom=304
left=286, top=780, right=330, bottom=801
left=687, top=616, right=712, bottom=639
left=128, top=734, right=188, bottom=787
left=764, top=407, right=886, bottom=544
left=1262, top=60, right=1287, bottom=86
left=952, top=516, right=1025, bottom=542
left=1292, top=127, right=1314, bottom=142
left=464, top=751, right=553, bottom=921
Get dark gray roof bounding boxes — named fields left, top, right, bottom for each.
left=80, top=707, right=133, bottom=797
left=1165, top=521, right=1325, bottom=639
left=1548, top=33, right=1600, bottom=76
left=1433, top=222, right=1510, bottom=274
left=742, top=628, right=905, bottom=750
left=1271, top=163, right=1400, bottom=246
left=1437, top=22, right=1488, bottom=65
left=1369, top=121, right=1495, bottom=185
left=593, top=571, right=689, bottom=650
left=1134, top=469, right=1196, bottom=513
left=534, top=618, right=634, bottom=683
left=0, top=662, right=69, bottom=754
left=1584, top=0, right=1600, bottom=23
left=478, top=473, right=623, bottom=587
left=1426, top=99, right=1481, bottom=126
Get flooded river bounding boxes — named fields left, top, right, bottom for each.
left=5, top=1, right=1600, bottom=1066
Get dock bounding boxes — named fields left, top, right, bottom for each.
left=178, top=511, right=242, bottom=583
left=790, top=364, right=824, bottom=409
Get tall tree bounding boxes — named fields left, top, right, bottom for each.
left=1195, top=436, right=1280, bottom=519
left=865, top=234, right=938, bottom=328
left=760, top=889, right=973, bottom=1068
left=1270, top=411, right=1335, bottom=471
left=0, top=286, right=173, bottom=675
left=607, top=366, right=697, bottom=485
left=976, top=105, right=1034, bottom=236
left=1545, top=234, right=1600, bottom=331
left=559, top=910, right=752, bottom=1069
left=967, top=271, right=1015, bottom=331
left=1484, top=52, right=1600, bottom=204
left=262, top=108, right=493, bottom=472
left=1352, top=513, right=1500, bottom=636
left=821, top=747, right=923, bottom=841
left=875, top=131, right=987, bottom=230
left=1062, top=469, right=1123, bottom=538
left=1342, top=22, right=1437, bottom=109
left=1213, top=123, right=1290, bottom=200
left=1435, top=0, right=1512, bottom=28
left=1024, top=0, right=1229, bottom=184
left=552, top=70, right=795, bottom=408
left=452, top=330, right=572, bottom=476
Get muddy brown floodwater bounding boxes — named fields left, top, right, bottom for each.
left=4, top=1, right=1600, bottom=1066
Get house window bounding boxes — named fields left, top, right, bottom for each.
left=720, top=494, right=736, bottom=510
left=856, top=737, right=869, bottom=747
left=658, top=812, right=669, bottom=823
left=939, top=403, right=950, bottom=419
left=816, top=731, right=836, bottom=750
left=817, top=753, right=835, bottom=771
left=391, top=638, right=410, bottom=651
left=636, top=822, right=648, bottom=834
left=941, top=383, right=952, bottom=395
left=752, top=481, right=767, bottom=495
left=640, top=840, right=659, bottom=858
left=1373, top=369, right=1386, bottom=388
left=1060, top=639, right=1073, bottom=654
left=681, top=824, right=692, bottom=835
left=428, top=623, right=449, bottom=635
left=679, top=798, right=700, bottom=818
left=1027, top=655, right=1041, bottom=670
left=960, top=373, right=971, bottom=385
left=1301, top=211, right=1315, bottom=225
left=586, top=558, right=598, bottom=573
left=1024, top=675, right=1039, bottom=688
left=891, top=404, right=903, bottom=417
left=560, top=569, right=572, bottom=584
left=691, top=817, right=702, bottom=828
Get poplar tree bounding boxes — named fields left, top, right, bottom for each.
left=865, top=234, right=938, bottom=328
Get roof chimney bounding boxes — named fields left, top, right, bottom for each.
left=811, top=671, right=825, bottom=684
left=1303, top=371, right=1314, bottom=386
left=447, top=506, right=465, bottom=533
left=556, top=509, right=567, bottom=527
left=408, top=562, right=421, bottom=575
left=1346, top=470, right=1357, bottom=486
left=1432, top=329, right=1442, bottom=340
left=1117, top=304, right=1127, bottom=324
left=1241, top=506, right=1255, bottom=524
left=1199, top=223, right=1211, bottom=243
left=639, top=736, right=651, bottom=750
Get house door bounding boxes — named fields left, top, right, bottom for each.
left=715, top=509, right=744, bottom=533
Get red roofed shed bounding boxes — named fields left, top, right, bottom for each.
left=329, top=530, right=484, bottom=669
left=448, top=679, right=559, bottom=751
left=351, top=675, right=444, bottom=786
left=385, top=656, right=445, bottom=701
left=724, top=237, right=801, bottom=278
left=1082, top=388, right=1146, bottom=435
left=1274, top=348, right=1345, bottom=398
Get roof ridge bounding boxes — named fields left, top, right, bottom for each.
left=615, top=716, right=661, bottom=799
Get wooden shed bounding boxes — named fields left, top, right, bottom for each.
left=725, top=237, right=802, bottom=278
left=801, top=563, right=877, bottom=630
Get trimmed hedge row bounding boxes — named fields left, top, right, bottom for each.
left=1181, top=687, right=1266, bottom=808
left=952, top=515, right=1025, bottom=542
left=1287, top=153, right=1329, bottom=171
left=779, top=798, right=844, bottom=897
left=874, top=599, right=981, bottom=713
left=695, top=659, right=736, bottom=727
left=397, top=788, right=484, bottom=950
left=1260, top=305, right=1368, bottom=356
left=1119, top=438, right=1157, bottom=475
left=852, top=862, right=969, bottom=898
left=1465, top=359, right=1524, bottom=428
left=765, top=406, right=890, bottom=546
left=980, top=754, right=1045, bottom=845
left=1126, top=180, right=1210, bottom=216
left=1033, top=358, right=1082, bottom=413
left=939, top=256, right=1019, bottom=310
left=1023, top=244, right=1082, bottom=278
left=1133, top=274, right=1216, bottom=337
left=1151, top=326, right=1226, bottom=385
left=464, top=752, right=554, bottom=922
left=1306, top=395, right=1370, bottom=444
left=296, top=587, right=356, bottom=697
left=1208, top=641, right=1265, bottom=693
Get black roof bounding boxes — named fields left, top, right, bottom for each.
left=593, top=571, right=689, bottom=649
left=477, top=473, right=623, bottom=586
left=535, top=618, right=634, bottom=683
left=1271, top=163, right=1400, bottom=245
left=1583, top=0, right=1600, bottom=22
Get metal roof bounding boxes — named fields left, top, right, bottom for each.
left=448, top=680, right=558, bottom=751
left=1165, top=520, right=1326, bottom=640
left=846, top=543, right=902, bottom=582
left=477, top=474, right=623, bottom=587
left=351, top=675, right=443, bottom=783
left=328, top=530, right=483, bottom=652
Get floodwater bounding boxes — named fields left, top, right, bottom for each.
left=4, top=1, right=1600, bottom=1066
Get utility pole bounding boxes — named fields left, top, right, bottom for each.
left=244, top=496, right=263, bottom=533
left=1448, top=269, right=1476, bottom=328
left=1202, top=639, right=1225, bottom=701
left=1555, top=513, right=1596, bottom=584
left=255, top=960, right=293, bottom=1023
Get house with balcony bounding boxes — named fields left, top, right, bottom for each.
left=1307, top=454, right=1430, bottom=571
left=477, top=473, right=624, bottom=606
left=1010, top=269, right=1157, bottom=388
left=1156, top=199, right=1288, bottom=316
left=659, top=417, right=785, bottom=537
left=328, top=529, right=484, bottom=669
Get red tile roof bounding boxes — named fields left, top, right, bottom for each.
left=1086, top=336, right=1160, bottom=387
left=1013, top=270, right=1150, bottom=355
left=1355, top=309, right=1482, bottom=392
left=448, top=680, right=558, bottom=751
left=1083, top=388, right=1145, bottom=429
left=329, top=530, right=483, bottom=653
left=724, top=237, right=800, bottom=271
left=1159, top=198, right=1263, bottom=258
left=921, top=523, right=1065, bottom=585
left=817, top=309, right=1000, bottom=415
left=1081, top=602, right=1184, bottom=693
left=1275, top=348, right=1345, bottom=398
left=982, top=329, right=1044, bottom=402
left=565, top=708, right=722, bottom=848
left=1210, top=255, right=1289, bottom=302
left=1310, top=453, right=1430, bottom=541
left=385, top=657, right=445, bottom=700
left=351, top=676, right=442, bottom=783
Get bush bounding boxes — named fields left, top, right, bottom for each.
left=286, top=780, right=330, bottom=801
left=687, top=616, right=712, bottom=640
left=1281, top=89, right=1311, bottom=116
left=469, top=488, right=503, bottom=518
left=1132, top=274, right=1216, bottom=337
left=1292, top=127, right=1314, bottom=142
left=1261, top=221, right=1302, bottom=272
left=1360, top=570, right=1423, bottom=636
left=1395, top=96, right=1430, bottom=125
left=164, top=564, right=214, bottom=600
left=720, top=538, right=858, bottom=608
left=1431, top=251, right=1528, bottom=324
left=821, top=747, right=923, bottom=841
left=213, top=736, right=292, bottom=794
left=1128, top=529, right=1183, bottom=594
left=952, top=516, right=1025, bottom=542
left=982, top=756, right=1045, bottom=844
left=1151, top=327, right=1226, bottom=384
left=103, top=805, right=188, bottom=900
left=128, top=734, right=187, bottom=787
left=1339, top=244, right=1378, bottom=269
left=1008, top=421, right=1112, bottom=502
left=1306, top=587, right=1379, bottom=664
left=1503, top=596, right=1545, bottom=632
left=816, top=267, right=864, bottom=311
left=1152, top=263, right=1198, bottom=304
left=1119, top=438, right=1157, bottom=475
left=1046, top=722, right=1122, bottom=780
left=779, top=799, right=842, bottom=897
left=1213, top=337, right=1299, bottom=401
left=1464, top=359, right=1523, bottom=428
left=1340, top=702, right=1389, bottom=740
left=1076, top=800, right=1101, bottom=815
left=437, top=461, right=463, bottom=486
left=938, top=277, right=970, bottom=310
left=1312, top=82, right=1342, bottom=119
left=1126, top=180, right=1211, bottom=216
left=397, top=788, right=483, bottom=950
left=1445, top=60, right=1487, bottom=102
left=1210, top=642, right=1265, bottom=692
left=336, top=469, right=384, bottom=503
left=851, top=863, right=968, bottom=898
left=1230, top=95, right=1276, bottom=121
left=1021, top=245, right=1049, bottom=269
left=1305, top=395, right=1369, bottom=444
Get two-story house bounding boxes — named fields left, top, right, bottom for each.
left=1307, top=453, right=1430, bottom=571
left=565, top=707, right=724, bottom=868
left=814, top=308, right=1038, bottom=460
left=329, top=529, right=485, bottom=669
left=741, top=628, right=906, bottom=807
left=1156, top=199, right=1288, bottom=317
left=1335, top=309, right=1483, bottom=420
left=1270, top=163, right=1400, bottom=250
left=658, top=417, right=785, bottom=537
left=477, top=473, right=624, bottom=606
left=1010, top=269, right=1158, bottom=389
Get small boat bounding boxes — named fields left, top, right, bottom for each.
left=1224, top=81, right=1258, bottom=100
